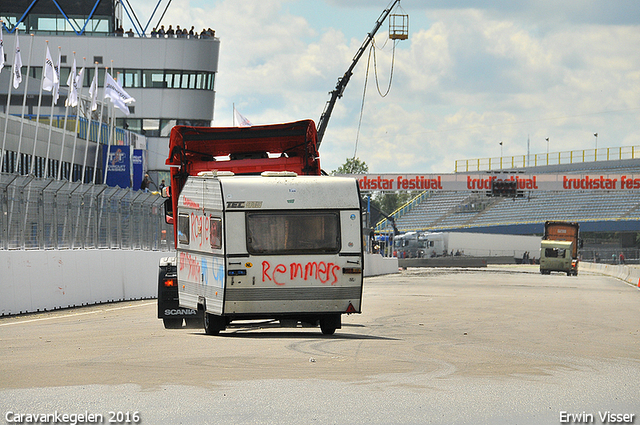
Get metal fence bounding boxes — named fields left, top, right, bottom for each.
left=0, top=172, right=174, bottom=251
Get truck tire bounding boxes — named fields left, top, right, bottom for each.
left=163, top=318, right=183, bottom=329
left=204, top=313, right=226, bottom=335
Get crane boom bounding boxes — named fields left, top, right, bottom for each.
left=316, top=0, right=402, bottom=148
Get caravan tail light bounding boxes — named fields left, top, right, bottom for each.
left=164, top=279, right=176, bottom=287
left=342, top=267, right=362, bottom=274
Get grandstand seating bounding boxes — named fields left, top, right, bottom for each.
left=382, top=159, right=640, bottom=234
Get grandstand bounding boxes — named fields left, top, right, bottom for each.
left=375, top=155, right=640, bottom=262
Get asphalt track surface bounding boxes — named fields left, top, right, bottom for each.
left=1, top=265, right=639, bottom=425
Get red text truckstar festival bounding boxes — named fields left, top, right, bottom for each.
left=352, top=173, right=640, bottom=192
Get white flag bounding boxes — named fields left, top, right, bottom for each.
left=65, top=57, right=77, bottom=107
left=234, top=106, right=252, bottom=127
left=52, top=49, right=61, bottom=104
left=0, top=24, right=5, bottom=73
left=42, top=46, right=58, bottom=92
left=104, top=72, right=135, bottom=115
left=88, top=69, right=98, bottom=111
left=75, top=66, right=84, bottom=94
left=13, top=34, right=22, bottom=89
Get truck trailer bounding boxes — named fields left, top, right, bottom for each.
left=394, top=231, right=541, bottom=260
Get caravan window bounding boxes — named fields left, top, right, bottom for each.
left=545, top=248, right=566, bottom=258
left=210, top=217, right=222, bottom=249
left=177, top=213, right=190, bottom=245
left=246, top=211, right=340, bottom=254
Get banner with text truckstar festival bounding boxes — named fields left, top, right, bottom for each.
left=352, top=173, right=640, bottom=192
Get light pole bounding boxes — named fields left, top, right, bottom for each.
left=594, top=133, right=598, bottom=160
left=546, top=137, right=549, bottom=155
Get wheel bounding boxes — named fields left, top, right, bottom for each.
left=163, top=318, right=183, bottom=329
left=319, top=315, right=341, bottom=335
left=204, top=313, right=226, bottom=335
left=320, top=323, right=336, bottom=335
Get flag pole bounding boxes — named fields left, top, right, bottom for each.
left=1, top=28, right=18, bottom=173
left=30, top=40, right=48, bottom=176
left=91, top=63, right=103, bottom=184
left=43, top=44, right=59, bottom=179
left=70, top=52, right=80, bottom=181
left=52, top=47, right=67, bottom=180
left=102, top=66, right=111, bottom=185
left=79, top=57, right=90, bottom=183
left=109, top=60, right=115, bottom=147
left=16, top=33, right=34, bottom=175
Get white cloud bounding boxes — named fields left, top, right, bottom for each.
left=128, top=0, right=640, bottom=174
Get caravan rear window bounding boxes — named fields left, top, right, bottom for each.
left=545, top=248, right=566, bottom=258
left=246, top=211, right=340, bottom=255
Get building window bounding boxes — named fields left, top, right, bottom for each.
left=142, top=119, right=160, bottom=137
left=143, top=70, right=165, bottom=88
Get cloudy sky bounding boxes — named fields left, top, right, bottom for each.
left=129, top=0, right=640, bottom=174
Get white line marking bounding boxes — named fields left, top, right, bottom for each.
left=0, top=301, right=155, bottom=327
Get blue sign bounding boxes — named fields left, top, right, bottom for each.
left=132, top=149, right=144, bottom=190
left=102, top=145, right=131, bottom=188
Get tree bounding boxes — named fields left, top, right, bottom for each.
left=332, top=157, right=368, bottom=175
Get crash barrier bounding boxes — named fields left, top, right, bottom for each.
left=0, top=251, right=397, bottom=316
left=579, top=261, right=640, bottom=288
left=364, top=252, right=399, bottom=276
left=0, top=173, right=174, bottom=250
left=0, top=250, right=169, bottom=315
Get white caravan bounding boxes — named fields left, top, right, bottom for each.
left=175, top=172, right=364, bottom=335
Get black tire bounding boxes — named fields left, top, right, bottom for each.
left=163, top=318, right=183, bottom=329
left=204, top=313, right=225, bottom=335
left=320, top=323, right=336, bottom=335
left=319, top=314, right=340, bottom=335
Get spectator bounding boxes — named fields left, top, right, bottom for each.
left=141, top=174, right=151, bottom=192
left=150, top=27, right=157, bottom=37
left=115, top=25, right=124, bottom=36
left=200, top=28, right=209, bottom=39
left=189, top=26, right=195, bottom=37
left=126, top=28, right=134, bottom=37
left=159, top=179, right=166, bottom=191
left=619, top=252, right=625, bottom=264
left=158, top=25, right=165, bottom=37
left=166, top=25, right=174, bottom=36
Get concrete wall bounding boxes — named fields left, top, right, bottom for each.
left=0, top=250, right=168, bottom=315
left=1, top=250, right=398, bottom=316
left=580, top=261, right=640, bottom=288
left=365, top=253, right=399, bottom=277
